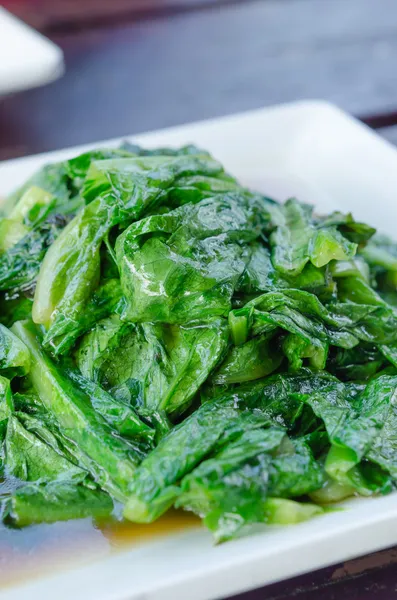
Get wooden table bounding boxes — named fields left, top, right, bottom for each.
left=2, top=0, right=397, bottom=597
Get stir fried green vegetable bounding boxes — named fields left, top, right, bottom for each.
left=1, top=142, right=397, bottom=543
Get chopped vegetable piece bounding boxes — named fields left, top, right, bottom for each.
left=12, top=320, right=142, bottom=501
left=76, top=316, right=228, bottom=417
left=3, top=482, right=113, bottom=527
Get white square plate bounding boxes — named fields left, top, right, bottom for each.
left=0, top=7, right=64, bottom=95
left=1, top=101, right=397, bottom=600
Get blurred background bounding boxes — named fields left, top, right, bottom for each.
left=1, top=0, right=397, bottom=160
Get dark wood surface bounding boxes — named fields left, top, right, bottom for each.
left=3, top=0, right=397, bottom=160
left=2, top=1, right=397, bottom=598
left=227, top=548, right=397, bottom=599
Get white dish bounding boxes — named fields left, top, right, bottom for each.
left=1, top=100, right=397, bottom=600
left=0, top=7, right=64, bottom=95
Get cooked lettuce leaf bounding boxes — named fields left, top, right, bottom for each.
left=3, top=481, right=113, bottom=527
left=1, top=142, right=397, bottom=542
left=176, top=435, right=323, bottom=542
left=76, top=316, right=228, bottom=417
left=269, top=199, right=360, bottom=275
left=0, top=324, right=30, bottom=379
left=32, top=155, right=229, bottom=349
left=124, top=399, right=274, bottom=523
left=229, top=289, right=397, bottom=357
left=210, top=332, right=282, bottom=385
left=12, top=320, right=143, bottom=500
left=117, top=194, right=267, bottom=324
left=4, top=414, right=86, bottom=483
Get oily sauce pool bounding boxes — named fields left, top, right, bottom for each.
left=0, top=510, right=200, bottom=589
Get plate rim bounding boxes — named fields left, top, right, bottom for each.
left=2, top=100, right=397, bottom=600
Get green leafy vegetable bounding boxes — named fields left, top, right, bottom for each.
left=47, top=278, right=123, bottom=355
left=269, top=199, right=359, bottom=275
left=324, top=375, right=397, bottom=483
left=263, top=498, right=325, bottom=524
left=0, top=324, right=30, bottom=379
left=1, top=163, right=71, bottom=218
left=66, top=369, right=154, bottom=443
left=0, top=376, right=13, bottom=445
left=4, top=414, right=86, bottom=483
left=229, top=288, right=397, bottom=355
left=124, top=398, right=273, bottom=523
left=76, top=315, right=228, bottom=417
left=176, top=427, right=286, bottom=542
left=117, top=194, right=267, bottom=324
left=1, top=142, right=397, bottom=543
left=11, top=320, right=143, bottom=500
left=175, top=433, right=322, bottom=541
left=3, top=481, right=113, bottom=527
left=33, top=155, right=227, bottom=348
left=210, top=332, right=282, bottom=385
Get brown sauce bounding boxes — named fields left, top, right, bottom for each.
left=0, top=510, right=201, bottom=589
